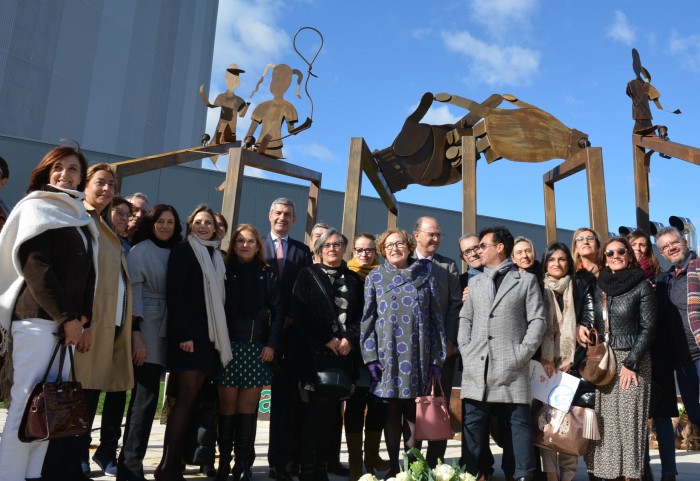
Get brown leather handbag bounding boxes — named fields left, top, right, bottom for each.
left=18, top=341, right=89, bottom=442
left=580, top=292, right=617, bottom=387
left=532, top=400, right=599, bottom=456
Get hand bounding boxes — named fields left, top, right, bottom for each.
left=260, top=346, right=275, bottom=363
left=337, top=338, right=352, bottom=356
left=367, top=361, right=384, bottom=382
left=180, top=340, right=194, bottom=353
left=446, top=340, right=454, bottom=357
left=577, top=325, right=590, bottom=346
left=541, top=358, right=556, bottom=378
left=619, top=366, right=638, bottom=389
left=132, top=331, right=148, bottom=366
left=77, top=327, right=92, bottom=353
left=428, top=364, right=442, bottom=380
left=462, top=286, right=469, bottom=303
left=325, top=337, right=341, bottom=354
left=62, top=319, right=83, bottom=347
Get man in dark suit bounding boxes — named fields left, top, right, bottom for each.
left=263, top=198, right=312, bottom=481
left=411, top=216, right=462, bottom=467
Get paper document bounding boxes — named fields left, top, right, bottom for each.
left=529, top=360, right=581, bottom=413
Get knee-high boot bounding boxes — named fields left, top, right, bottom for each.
left=363, top=430, right=390, bottom=473
left=216, top=415, right=236, bottom=481
left=235, top=414, right=257, bottom=481
left=346, top=432, right=364, bottom=481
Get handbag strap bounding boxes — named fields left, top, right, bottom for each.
left=308, top=268, right=343, bottom=333
left=40, top=341, right=62, bottom=383
left=602, top=292, right=610, bottom=335
left=423, top=376, right=446, bottom=398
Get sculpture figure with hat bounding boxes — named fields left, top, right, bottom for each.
left=200, top=64, right=250, bottom=145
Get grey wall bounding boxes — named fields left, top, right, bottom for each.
left=0, top=0, right=217, bottom=158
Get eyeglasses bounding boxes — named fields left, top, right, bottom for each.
left=461, top=246, right=480, bottom=257
left=659, top=239, right=682, bottom=253
left=604, top=247, right=628, bottom=257
left=112, top=208, right=131, bottom=219
left=354, top=247, right=376, bottom=255
left=479, top=242, right=498, bottom=250
left=385, top=241, right=407, bottom=251
left=235, top=238, right=257, bottom=246
left=322, top=242, right=343, bottom=250
left=418, top=231, right=443, bottom=239
left=575, top=235, right=596, bottom=243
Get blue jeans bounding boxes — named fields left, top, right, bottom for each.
left=676, top=359, right=700, bottom=426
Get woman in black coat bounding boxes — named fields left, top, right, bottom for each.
left=292, top=228, right=363, bottom=481
left=577, top=236, right=656, bottom=481
left=215, top=224, right=283, bottom=481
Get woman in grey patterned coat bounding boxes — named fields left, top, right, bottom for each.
left=360, top=228, right=446, bottom=477
left=117, top=204, right=183, bottom=481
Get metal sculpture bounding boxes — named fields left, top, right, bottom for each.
left=373, top=92, right=590, bottom=193
left=244, top=27, right=323, bottom=158
left=200, top=64, right=250, bottom=145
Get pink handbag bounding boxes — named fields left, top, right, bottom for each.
left=415, top=378, right=452, bottom=441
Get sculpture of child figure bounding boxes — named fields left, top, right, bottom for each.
left=200, top=64, right=250, bottom=144
left=244, top=64, right=303, bottom=158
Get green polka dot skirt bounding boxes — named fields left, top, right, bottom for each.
left=217, top=341, right=273, bottom=388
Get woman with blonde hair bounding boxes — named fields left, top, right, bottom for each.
left=571, top=227, right=604, bottom=277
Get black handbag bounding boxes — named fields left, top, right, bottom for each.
left=18, top=341, right=89, bottom=442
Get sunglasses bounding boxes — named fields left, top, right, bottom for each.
left=604, top=247, right=628, bottom=257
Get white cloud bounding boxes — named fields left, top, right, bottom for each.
left=607, top=11, right=636, bottom=46
left=669, top=30, right=700, bottom=73
left=287, top=141, right=336, bottom=162
left=407, top=104, right=461, bottom=125
left=244, top=166, right=269, bottom=178
left=470, top=0, right=539, bottom=37
left=410, top=28, right=433, bottom=39
left=441, top=30, right=540, bottom=86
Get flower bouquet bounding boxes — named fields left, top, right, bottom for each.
left=358, top=448, right=476, bottom=481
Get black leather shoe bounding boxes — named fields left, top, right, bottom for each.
left=325, top=461, right=349, bottom=476
left=275, top=467, right=294, bottom=481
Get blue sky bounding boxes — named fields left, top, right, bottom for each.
left=202, top=0, right=700, bottom=233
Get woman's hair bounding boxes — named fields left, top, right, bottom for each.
left=541, top=242, right=575, bottom=278
left=131, top=204, right=183, bottom=247
left=111, top=195, right=132, bottom=211
left=354, top=232, right=376, bottom=246
left=601, top=236, right=639, bottom=271
left=185, top=204, right=219, bottom=240
left=626, top=229, right=661, bottom=276
left=26, top=146, right=88, bottom=193
left=313, top=227, right=348, bottom=259
left=227, top=224, right=267, bottom=267
left=375, top=228, right=416, bottom=258
left=215, top=213, right=229, bottom=236
left=570, top=227, right=603, bottom=271
left=85, top=163, right=116, bottom=222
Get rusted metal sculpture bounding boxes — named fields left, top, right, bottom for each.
left=200, top=64, right=250, bottom=145
left=373, top=92, right=590, bottom=193
left=244, top=27, right=322, bottom=159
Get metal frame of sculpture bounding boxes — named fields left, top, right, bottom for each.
left=343, top=91, right=609, bottom=256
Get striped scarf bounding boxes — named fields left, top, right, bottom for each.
left=688, top=259, right=700, bottom=347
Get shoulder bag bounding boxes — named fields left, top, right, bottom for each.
left=415, top=377, right=452, bottom=441
left=532, top=399, right=599, bottom=456
left=18, top=341, right=89, bottom=442
left=580, top=292, right=617, bottom=387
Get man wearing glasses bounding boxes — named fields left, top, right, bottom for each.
left=411, top=216, right=462, bottom=467
left=655, top=226, right=700, bottom=447
left=458, top=226, right=545, bottom=481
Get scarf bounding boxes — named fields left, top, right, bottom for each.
left=541, top=274, right=577, bottom=368
left=688, top=259, right=700, bottom=348
left=347, top=257, right=379, bottom=281
left=483, top=258, right=515, bottom=304
left=320, top=263, right=350, bottom=335
left=638, top=256, right=654, bottom=279
left=597, top=267, right=646, bottom=297
left=187, top=234, right=232, bottom=366
left=0, top=188, right=98, bottom=401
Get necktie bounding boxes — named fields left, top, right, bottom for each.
left=276, top=238, right=285, bottom=277
left=676, top=267, right=683, bottom=277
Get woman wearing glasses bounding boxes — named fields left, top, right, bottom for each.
left=360, top=228, right=446, bottom=477
left=292, top=228, right=364, bottom=481
left=577, top=237, right=656, bottom=481
left=214, top=224, right=282, bottom=481
left=344, top=233, right=390, bottom=481
left=571, top=228, right=604, bottom=277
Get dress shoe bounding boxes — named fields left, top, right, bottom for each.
left=275, top=466, right=295, bottom=481
left=326, top=461, right=349, bottom=476
left=81, top=460, right=91, bottom=476
left=201, top=464, right=217, bottom=477
left=93, top=453, right=118, bottom=477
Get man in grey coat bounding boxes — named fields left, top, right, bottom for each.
left=458, top=226, right=545, bottom=481
left=411, top=216, right=462, bottom=467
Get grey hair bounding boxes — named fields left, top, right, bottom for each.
left=654, top=226, right=683, bottom=243
left=458, top=233, right=479, bottom=244
left=269, top=197, right=295, bottom=213
left=513, top=235, right=536, bottom=257
left=313, top=227, right=348, bottom=258
left=414, top=215, right=438, bottom=232
left=126, top=192, right=149, bottom=204
left=312, top=222, right=330, bottom=231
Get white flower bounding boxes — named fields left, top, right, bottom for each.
left=395, top=472, right=410, bottom=481
left=386, top=478, right=397, bottom=481
left=432, top=463, right=456, bottom=481
left=358, top=474, right=379, bottom=481
left=458, top=472, right=477, bottom=481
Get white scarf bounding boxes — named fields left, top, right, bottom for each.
left=541, top=274, right=577, bottom=368
left=187, top=234, right=232, bottom=366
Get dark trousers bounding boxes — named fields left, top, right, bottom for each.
left=461, top=399, right=535, bottom=479
left=118, top=362, right=163, bottom=480
left=344, top=386, right=384, bottom=433
left=471, top=409, right=515, bottom=477
left=326, top=400, right=343, bottom=464
left=426, top=353, right=458, bottom=467
left=96, top=390, right=127, bottom=459
left=301, top=391, right=335, bottom=465
left=268, top=360, right=303, bottom=469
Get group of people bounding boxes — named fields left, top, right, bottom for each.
left=0, top=147, right=698, bottom=481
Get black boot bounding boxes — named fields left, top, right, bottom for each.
left=235, top=413, right=257, bottom=481
left=314, top=461, right=330, bottom=481
left=215, top=414, right=236, bottom=481
left=299, top=464, right=316, bottom=481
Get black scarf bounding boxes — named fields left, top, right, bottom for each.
left=597, top=267, right=646, bottom=296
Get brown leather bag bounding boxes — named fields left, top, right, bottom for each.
left=532, top=400, right=599, bottom=456
left=18, top=341, right=89, bottom=442
left=580, top=292, right=617, bottom=387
